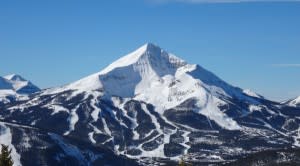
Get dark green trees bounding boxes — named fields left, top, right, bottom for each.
left=0, top=144, right=13, bottom=166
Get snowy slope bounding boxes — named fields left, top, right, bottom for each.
left=4, top=74, right=40, bottom=94
left=0, top=122, right=22, bottom=166
left=243, top=89, right=263, bottom=99
left=285, top=96, right=300, bottom=107
left=43, top=43, right=258, bottom=130
left=0, top=76, right=13, bottom=90
left=1, top=43, right=299, bottom=165
left=0, top=74, right=40, bottom=103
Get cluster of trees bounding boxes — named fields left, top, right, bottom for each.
left=0, top=144, right=13, bottom=166
left=178, top=158, right=192, bottom=166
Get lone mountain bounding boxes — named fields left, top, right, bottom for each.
left=1, top=43, right=300, bottom=165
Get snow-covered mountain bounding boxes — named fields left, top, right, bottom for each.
left=41, top=43, right=259, bottom=130
left=0, top=74, right=40, bottom=104
left=284, top=96, right=300, bottom=107
left=4, top=74, right=40, bottom=94
left=1, top=43, right=300, bottom=166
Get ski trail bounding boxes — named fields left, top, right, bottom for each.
left=64, top=104, right=80, bottom=135
left=293, top=126, right=300, bottom=147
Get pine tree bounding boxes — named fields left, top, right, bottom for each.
left=179, top=159, right=185, bottom=166
left=179, top=157, right=192, bottom=166
left=0, top=144, right=14, bottom=166
left=179, top=157, right=186, bottom=166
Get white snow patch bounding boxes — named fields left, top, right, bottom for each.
left=286, top=96, right=300, bottom=107
left=243, top=89, right=262, bottom=98
left=0, top=122, right=22, bottom=166
left=64, top=105, right=80, bottom=135
left=88, top=132, right=96, bottom=144
left=90, top=98, right=101, bottom=122
left=249, top=105, right=262, bottom=112
left=196, top=96, right=241, bottom=130
left=43, top=104, right=69, bottom=115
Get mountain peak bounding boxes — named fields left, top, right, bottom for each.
left=56, top=43, right=187, bottom=95
left=285, top=96, right=300, bottom=107
left=99, top=43, right=185, bottom=75
left=42, top=43, right=261, bottom=130
left=4, top=74, right=26, bottom=82
left=1, top=74, right=40, bottom=94
left=0, top=74, right=40, bottom=103
left=143, top=42, right=161, bottom=52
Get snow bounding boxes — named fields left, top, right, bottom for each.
left=181, top=131, right=191, bottom=155
left=89, top=123, right=102, bottom=134
left=196, top=95, right=241, bottom=130
left=0, top=90, right=16, bottom=98
left=249, top=105, right=276, bottom=116
left=97, top=43, right=244, bottom=130
left=42, top=43, right=185, bottom=97
left=0, top=89, right=16, bottom=102
left=294, top=96, right=300, bottom=104
left=4, top=74, right=40, bottom=93
left=89, top=95, right=112, bottom=136
left=88, top=132, right=96, bottom=144
left=40, top=43, right=248, bottom=131
left=293, top=127, right=300, bottom=147
left=64, top=105, right=80, bottom=135
left=286, top=96, right=300, bottom=107
left=43, top=104, right=69, bottom=115
left=90, top=98, right=101, bottom=122
left=128, top=104, right=182, bottom=158
left=101, top=116, right=112, bottom=136
left=2, top=43, right=297, bottom=162
left=49, top=133, right=88, bottom=165
left=9, top=80, right=29, bottom=92
left=243, top=89, right=262, bottom=98
left=0, top=122, right=22, bottom=166
left=0, top=74, right=39, bottom=103
left=99, top=43, right=152, bottom=75
left=66, top=74, right=103, bottom=92
left=141, top=104, right=163, bottom=135
left=249, top=105, right=262, bottom=112
left=111, top=97, right=140, bottom=140
left=0, top=76, right=13, bottom=89
left=0, top=89, right=29, bottom=104
left=4, top=74, right=26, bottom=81
left=256, top=118, right=288, bottom=137
left=24, top=43, right=260, bottom=137
left=20, top=132, right=31, bottom=150
left=88, top=123, right=103, bottom=143
left=140, top=104, right=166, bottom=157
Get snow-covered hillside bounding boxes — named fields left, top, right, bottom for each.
left=284, top=96, right=300, bottom=107
left=1, top=43, right=300, bottom=166
left=42, top=43, right=259, bottom=130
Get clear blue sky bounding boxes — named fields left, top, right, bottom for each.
left=0, top=0, right=299, bottom=101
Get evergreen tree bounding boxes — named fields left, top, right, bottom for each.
left=179, top=157, right=192, bottom=166
left=0, top=144, right=14, bottom=166
left=179, top=159, right=185, bottom=166
left=179, top=157, right=186, bottom=166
